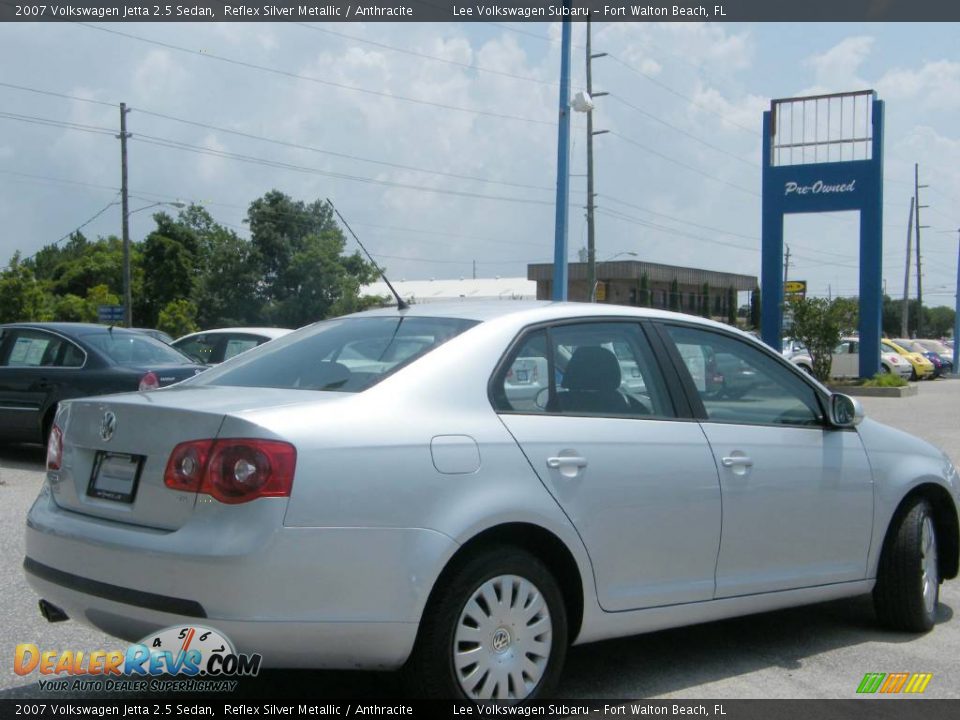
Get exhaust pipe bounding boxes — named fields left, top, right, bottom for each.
left=38, top=599, right=69, bottom=623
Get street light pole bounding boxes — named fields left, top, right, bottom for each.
left=551, top=3, right=572, bottom=301
left=954, top=228, right=959, bottom=375
left=584, top=17, right=608, bottom=303
left=119, top=102, right=132, bottom=326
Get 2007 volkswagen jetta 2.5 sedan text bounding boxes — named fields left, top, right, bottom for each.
left=24, top=302, right=960, bottom=699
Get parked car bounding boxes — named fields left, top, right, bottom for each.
left=128, top=327, right=174, bottom=345
left=894, top=339, right=945, bottom=378
left=0, top=323, right=205, bottom=445
left=172, top=327, right=291, bottom=365
left=25, top=303, right=959, bottom=700
left=790, top=337, right=913, bottom=380
left=883, top=339, right=935, bottom=381
left=911, top=339, right=955, bottom=376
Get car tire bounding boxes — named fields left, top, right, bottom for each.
left=405, top=546, right=568, bottom=700
left=873, top=499, right=940, bottom=633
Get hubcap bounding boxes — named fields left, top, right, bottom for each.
left=921, top=516, right=939, bottom=616
left=453, top=574, right=552, bottom=700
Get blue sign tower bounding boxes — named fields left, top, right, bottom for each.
left=761, top=90, right=885, bottom=378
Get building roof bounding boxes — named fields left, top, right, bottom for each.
left=528, top=260, right=758, bottom=290
left=361, top=277, right=537, bottom=304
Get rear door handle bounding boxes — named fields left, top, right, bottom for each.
left=547, top=456, right=588, bottom=469
left=721, top=456, right=754, bottom=468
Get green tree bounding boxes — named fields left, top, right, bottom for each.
left=247, top=191, right=377, bottom=326
left=158, top=299, right=199, bottom=338
left=139, top=213, right=199, bottom=327
left=638, top=273, right=650, bottom=307
left=0, top=255, right=51, bottom=322
left=789, top=297, right=858, bottom=381
left=668, top=278, right=680, bottom=312
left=925, top=306, right=956, bottom=338
left=726, top=287, right=737, bottom=326
left=750, top=289, right=761, bottom=330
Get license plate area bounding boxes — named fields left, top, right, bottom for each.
left=87, top=452, right=145, bottom=504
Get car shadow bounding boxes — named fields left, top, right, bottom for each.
left=0, top=443, right=45, bottom=472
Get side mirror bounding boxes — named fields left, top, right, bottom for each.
left=830, top=393, right=864, bottom=428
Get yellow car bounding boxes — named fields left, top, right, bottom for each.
left=882, top=339, right=935, bottom=380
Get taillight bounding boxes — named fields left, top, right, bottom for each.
left=46, top=424, right=63, bottom=471
left=139, top=371, right=160, bottom=391
left=164, top=439, right=296, bottom=504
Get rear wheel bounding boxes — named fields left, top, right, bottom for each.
left=405, top=546, right=567, bottom=699
left=873, top=499, right=940, bottom=632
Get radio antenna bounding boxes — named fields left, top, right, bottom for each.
left=326, top=198, right=409, bottom=311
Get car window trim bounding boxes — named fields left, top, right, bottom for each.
left=0, top=327, right=88, bottom=370
left=488, top=317, right=695, bottom=422
left=651, top=319, right=835, bottom=430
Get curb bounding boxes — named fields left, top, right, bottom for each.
left=828, top=384, right=918, bottom=398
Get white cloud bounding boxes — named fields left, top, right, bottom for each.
left=803, top=36, right=874, bottom=92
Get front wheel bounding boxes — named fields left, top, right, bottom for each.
left=405, top=547, right=568, bottom=700
left=873, top=499, right=940, bottom=632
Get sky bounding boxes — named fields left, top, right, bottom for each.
left=1, top=20, right=959, bottom=307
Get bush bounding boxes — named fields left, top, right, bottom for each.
left=862, top=372, right=908, bottom=388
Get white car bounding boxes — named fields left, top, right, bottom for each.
left=25, top=303, right=958, bottom=700
left=172, top=327, right=291, bottom=365
left=789, top=337, right=913, bottom=380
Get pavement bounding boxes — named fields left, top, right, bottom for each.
left=1, top=380, right=959, bottom=699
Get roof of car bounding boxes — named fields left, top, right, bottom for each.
left=175, top=327, right=293, bottom=341
left=0, top=322, right=138, bottom=335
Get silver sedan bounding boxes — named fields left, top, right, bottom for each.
left=24, top=302, right=960, bottom=699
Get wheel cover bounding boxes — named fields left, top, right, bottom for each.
left=453, top=574, right=552, bottom=700
left=921, top=516, right=939, bottom=616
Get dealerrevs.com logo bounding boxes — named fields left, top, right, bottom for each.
left=14, top=625, right=261, bottom=692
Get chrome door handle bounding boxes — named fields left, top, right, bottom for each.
left=721, top=456, right=754, bottom=468
left=547, top=456, right=588, bottom=469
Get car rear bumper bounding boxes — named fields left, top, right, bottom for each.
left=24, top=489, right=458, bottom=669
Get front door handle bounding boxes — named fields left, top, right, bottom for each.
left=547, top=456, right=588, bottom=469
left=721, top=455, right=754, bottom=468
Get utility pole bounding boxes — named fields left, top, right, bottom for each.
left=783, top=244, right=790, bottom=285
left=472, top=260, right=476, bottom=280
left=954, top=228, right=960, bottom=374
left=914, top=163, right=929, bottom=337
left=551, top=2, right=573, bottom=301
left=585, top=16, right=608, bottom=302
left=119, top=102, right=132, bottom=327
left=901, top=196, right=914, bottom=338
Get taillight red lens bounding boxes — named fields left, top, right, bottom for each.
left=164, top=439, right=215, bottom=492
left=164, top=438, right=296, bottom=504
left=46, top=424, right=63, bottom=471
left=139, top=371, right=160, bottom=391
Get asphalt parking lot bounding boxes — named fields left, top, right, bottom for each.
left=1, top=380, right=959, bottom=700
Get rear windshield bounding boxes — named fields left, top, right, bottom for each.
left=190, top=316, right=478, bottom=392
left=83, top=332, right=196, bottom=366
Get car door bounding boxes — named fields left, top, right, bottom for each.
left=493, top=321, right=722, bottom=611
left=0, top=328, right=75, bottom=441
left=659, top=324, right=874, bottom=598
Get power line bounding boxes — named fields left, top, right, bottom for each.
left=293, top=23, right=562, bottom=88
left=1, top=194, right=120, bottom=272
left=133, top=133, right=555, bottom=206
left=77, top=23, right=556, bottom=127
left=132, top=107, right=555, bottom=192
left=0, top=110, right=116, bottom=137
left=608, top=130, right=759, bottom=196
left=0, top=80, right=116, bottom=108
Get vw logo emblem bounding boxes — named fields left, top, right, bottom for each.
left=491, top=628, right=511, bottom=653
left=99, top=411, right=117, bottom=442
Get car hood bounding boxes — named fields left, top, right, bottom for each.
left=857, top=417, right=944, bottom=462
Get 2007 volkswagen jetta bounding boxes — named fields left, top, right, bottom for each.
left=24, top=302, right=960, bottom=699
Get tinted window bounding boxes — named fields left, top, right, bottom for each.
left=667, top=325, right=824, bottom=427
left=191, top=316, right=478, bottom=393
left=84, top=332, right=194, bottom=366
left=174, top=334, right=220, bottom=364
left=493, top=322, right=673, bottom=419
left=2, top=330, right=65, bottom=367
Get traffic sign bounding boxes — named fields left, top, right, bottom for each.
left=784, top=280, right=807, bottom=301
left=97, top=304, right=125, bottom=324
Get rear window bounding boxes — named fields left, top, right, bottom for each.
left=84, top=332, right=195, bottom=366
left=190, top=316, right=478, bottom=392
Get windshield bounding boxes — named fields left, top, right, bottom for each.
left=190, top=316, right=478, bottom=392
left=83, top=332, right=195, bottom=366
left=917, top=339, right=950, bottom=354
